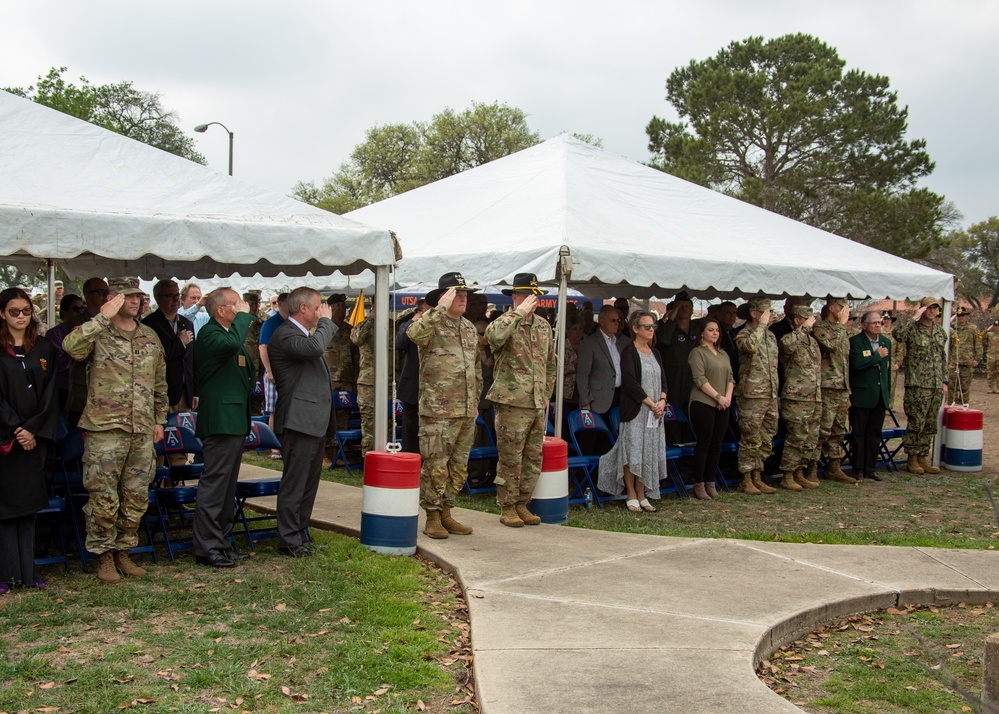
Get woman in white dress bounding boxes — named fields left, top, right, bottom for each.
left=597, top=310, right=669, bottom=511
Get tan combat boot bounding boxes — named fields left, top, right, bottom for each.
left=752, top=469, right=777, bottom=494
left=423, top=510, right=449, bottom=539
left=440, top=505, right=473, bottom=534
left=113, top=550, right=147, bottom=577
left=738, top=472, right=762, bottom=495
left=515, top=503, right=541, bottom=526
left=780, top=471, right=803, bottom=491
left=804, top=461, right=821, bottom=486
left=793, top=468, right=819, bottom=489
left=919, top=455, right=941, bottom=475
left=826, top=459, right=858, bottom=484
left=907, top=454, right=925, bottom=474
left=500, top=505, right=524, bottom=528
left=96, top=552, right=121, bottom=584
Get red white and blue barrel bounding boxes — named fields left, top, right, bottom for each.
left=528, top=437, right=569, bottom=524
left=941, top=406, right=983, bottom=472
left=360, top=451, right=421, bottom=555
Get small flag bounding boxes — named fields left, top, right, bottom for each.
left=347, top=290, right=366, bottom=327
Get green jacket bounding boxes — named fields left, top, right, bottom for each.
left=194, top=312, right=256, bottom=438
left=848, top=332, right=891, bottom=409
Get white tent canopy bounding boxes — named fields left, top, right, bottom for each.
left=0, top=90, right=399, bottom=280
left=347, top=135, right=953, bottom=302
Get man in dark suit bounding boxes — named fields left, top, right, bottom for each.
left=395, top=299, right=428, bottom=454
left=576, top=305, right=629, bottom=423
left=848, top=310, right=892, bottom=481
left=144, top=279, right=198, bottom=407
left=192, top=288, right=256, bottom=568
left=268, top=287, right=336, bottom=557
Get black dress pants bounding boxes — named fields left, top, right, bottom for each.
left=850, top=397, right=886, bottom=475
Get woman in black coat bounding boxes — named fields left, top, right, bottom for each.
left=0, top=288, right=59, bottom=593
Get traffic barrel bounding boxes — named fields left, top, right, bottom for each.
left=942, top=406, right=983, bottom=472
left=528, top=437, right=569, bottom=524
left=360, top=451, right=421, bottom=555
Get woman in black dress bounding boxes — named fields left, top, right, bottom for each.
left=0, top=288, right=59, bottom=593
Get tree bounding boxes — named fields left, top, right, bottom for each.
left=943, top=217, right=999, bottom=311
left=646, top=34, right=948, bottom=260
left=5, top=67, right=205, bottom=164
left=294, top=101, right=541, bottom=213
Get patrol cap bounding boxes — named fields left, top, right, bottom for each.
left=919, top=296, right=942, bottom=309
left=243, top=290, right=261, bottom=301
left=108, top=276, right=145, bottom=296
left=748, top=297, right=771, bottom=313
left=955, top=306, right=971, bottom=316
left=791, top=305, right=813, bottom=319
left=53, top=280, right=64, bottom=289
left=826, top=296, right=849, bottom=307
left=326, top=293, right=347, bottom=305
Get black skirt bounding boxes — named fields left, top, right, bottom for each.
left=0, top=439, right=51, bottom=520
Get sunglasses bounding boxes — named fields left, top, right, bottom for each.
left=6, top=307, right=33, bottom=318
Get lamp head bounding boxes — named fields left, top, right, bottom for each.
left=194, top=124, right=209, bottom=133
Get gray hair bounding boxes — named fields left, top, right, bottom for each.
left=181, top=282, right=201, bottom=300
left=287, top=287, right=320, bottom=315
left=862, top=310, right=881, bottom=325
left=205, top=288, right=233, bottom=319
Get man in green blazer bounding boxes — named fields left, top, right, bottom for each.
left=192, top=288, right=257, bottom=568
left=848, top=311, right=892, bottom=481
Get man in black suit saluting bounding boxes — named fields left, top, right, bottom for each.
left=268, top=287, right=336, bottom=557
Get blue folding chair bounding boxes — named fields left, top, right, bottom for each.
left=464, top=413, right=500, bottom=495
left=150, top=426, right=205, bottom=560
left=660, top=403, right=699, bottom=497
left=235, top=421, right=304, bottom=550
left=330, top=390, right=363, bottom=473
left=166, top=411, right=197, bottom=431
left=566, top=409, right=616, bottom=506
left=879, top=408, right=906, bottom=472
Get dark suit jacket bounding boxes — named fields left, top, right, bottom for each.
left=849, top=332, right=891, bottom=409
left=268, top=317, right=335, bottom=438
left=395, top=317, right=419, bottom=405
left=193, top=312, right=256, bottom=438
left=143, top=309, right=198, bottom=406
left=576, top=329, right=629, bottom=413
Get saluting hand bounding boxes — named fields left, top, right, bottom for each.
left=316, top=302, right=333, bottom=321
left=516, top=294, right=538, bottom=316
left=438, top=288, right=457, bottom=311
left=100, top=293, right=125, bottom=319
left=804, top=315, right=816, bottom=330
left=235, top=299, right=250, bottom=314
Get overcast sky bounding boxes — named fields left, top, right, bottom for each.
left=3, top=0, right=996, bottom=227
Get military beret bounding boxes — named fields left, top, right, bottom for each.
left=326, top=293, right=348, bottom=305
left=748, top=297, right=771, bottom=312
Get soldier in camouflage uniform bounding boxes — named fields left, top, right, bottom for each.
left=63, top=277, right=168, bottom=584
left=947, top=306, right=982, bottom=404
left=406, top=274, right=482, bottom=539
left=734, top=297, right=780, bottom=495
left=242, top=291, right=265, bottom=415
left=778, top=305, right=822, bottom=491
left=350, top=312, right=376, bottom=456
left=485, top=273, right=557, bottom=527
left=811, top=297, right=857, bottom=484
left=985, top=320, right=999, bottom=393
left=893, top=297, right=948, bottom=474
left=323, top=294, right=358, bottom=434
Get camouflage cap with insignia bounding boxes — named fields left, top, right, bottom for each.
left=748, top=297, right=771, bottom=312
left=791, top=305, right=813, bottom=319
left=826, top=296, right=849, bottom=307
left=108, top=276, right=145, bottom=296
left=243, top=289, right=261, bottom=301
left=919, top=296, right=942, bottom=309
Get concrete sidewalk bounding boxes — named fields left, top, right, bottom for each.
left=241, top=465, right=999, bottom=713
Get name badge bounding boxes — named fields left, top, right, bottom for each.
left=862, top=350, right=871, bottom=357
left=237, top=355, right=246, bottom=367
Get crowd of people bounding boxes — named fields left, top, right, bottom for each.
left=0, top=270, right=990, bottom=591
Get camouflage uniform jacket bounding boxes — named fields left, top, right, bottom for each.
left=406, top=306, right=482, bottom=418
left=810, top=319, right=849, bottom=391
left=893, top=318, right=948, bottom=389
left=779, top=326, right=821, bottom=402
left=986, top=328, right=999, bottom=358
left=325, top=322, right=358, bottom=391
left=948, top=323, right=983, bottom=366
left=63, top=313, right=168, bottom=433
left=884, top=326, right=905, bottom=369
left=244, top=315, right=263, bottom=377
left=485, top=311, right=556, bottom=409
left=734, top=322, right=779, bottom=399
left=350, top=317, right=375, bottom=387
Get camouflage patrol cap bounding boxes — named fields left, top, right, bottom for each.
left=748, top=297, right=771, bottom=313
left=826, top=296, right=849, bottom=307
left=242, top=290, right=261, bottom=301
left=919, top=296, right=942, bottom=309
left=108, top=276, right=145, bottom=296
left=955, top=306, right=971, bottom=316
left=791, top=305, right=813, bottom=319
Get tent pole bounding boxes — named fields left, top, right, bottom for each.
left=47, top=259, right=56, bottom=329
left=933, top=297, right=953, bottom=468
left=373, top=264, right=390, bottom=452
left=553, top=247, right=571, bottom=439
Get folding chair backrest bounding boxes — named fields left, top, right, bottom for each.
left=166, top=411, right=198, bottom=431
left=155, top=425, right=203, bottom=457
left=567, top=409, right=614, bottom=456
left=243, top=421, right=282, bottom=451
left=663, top=402, right=697, bottom=443
left=333, top=390, right=357, bottom=417
left=252, top=380, right=265, bottom=397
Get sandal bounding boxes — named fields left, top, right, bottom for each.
left=639, top=499, right=657, bottom=512
left=626, top=499, right=641, bottom=512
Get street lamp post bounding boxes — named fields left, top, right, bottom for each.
left=194, top=121, right=234, bottom=176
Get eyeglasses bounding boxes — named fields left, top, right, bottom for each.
left=637, top=323, right=656, bottom=331
left=6, top=307, right=33, bottom=317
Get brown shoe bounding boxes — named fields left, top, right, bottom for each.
left=919, top=455, right=941, bottom=475
left=737, top=472, right=762, bottom=495
left=826, top=459, right=858, bottom=484
left=752, top=469, right=777, bottom=494
left=692, top=482, right=712, bottom=500
left=113, top=550, right=147, bottom=577
left=780, top=471, right=803, bottom=491
left=704, top=481, right=720, bottom=499
left=793, top=468, right=819, bottom=489
left=440, top=506, right=473, bottom=535
left=907, top=455, right=925, bottom=474
left=500, top=505, right=524, bottom=528
left=96, top=552, right=121, bottom=584
left=423, top=510, right=449, bottom=539
left=515, top=503, right=541, bottom=526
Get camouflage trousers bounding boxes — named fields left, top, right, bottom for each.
left=736, top=396, right=777, bottom=474
left=988, top=354, right=999, bottom=393
left=948, top=364, right=974, bottom=404
left=493, top=404, right=546, bottom=507
left=902, top=386, right=942, bottom=457
left=779, top=399, right=821, bottom=471
left=356, top=383, right=375, bottom=455
left=888, top=367, right=900, bottom=412
left=818, top=388, right=849, bottom=460
left=419, top=416, right=475, bottom=511
left=82, top=429, right=154, bottom=555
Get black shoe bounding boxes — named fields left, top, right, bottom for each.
left=224, top=548, right=250, bottom=561
left=865, top=472, right=883, bottom=482
left=195, top=553, right=236, bottom=569
left=278, top=545, right=314, bottom=558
